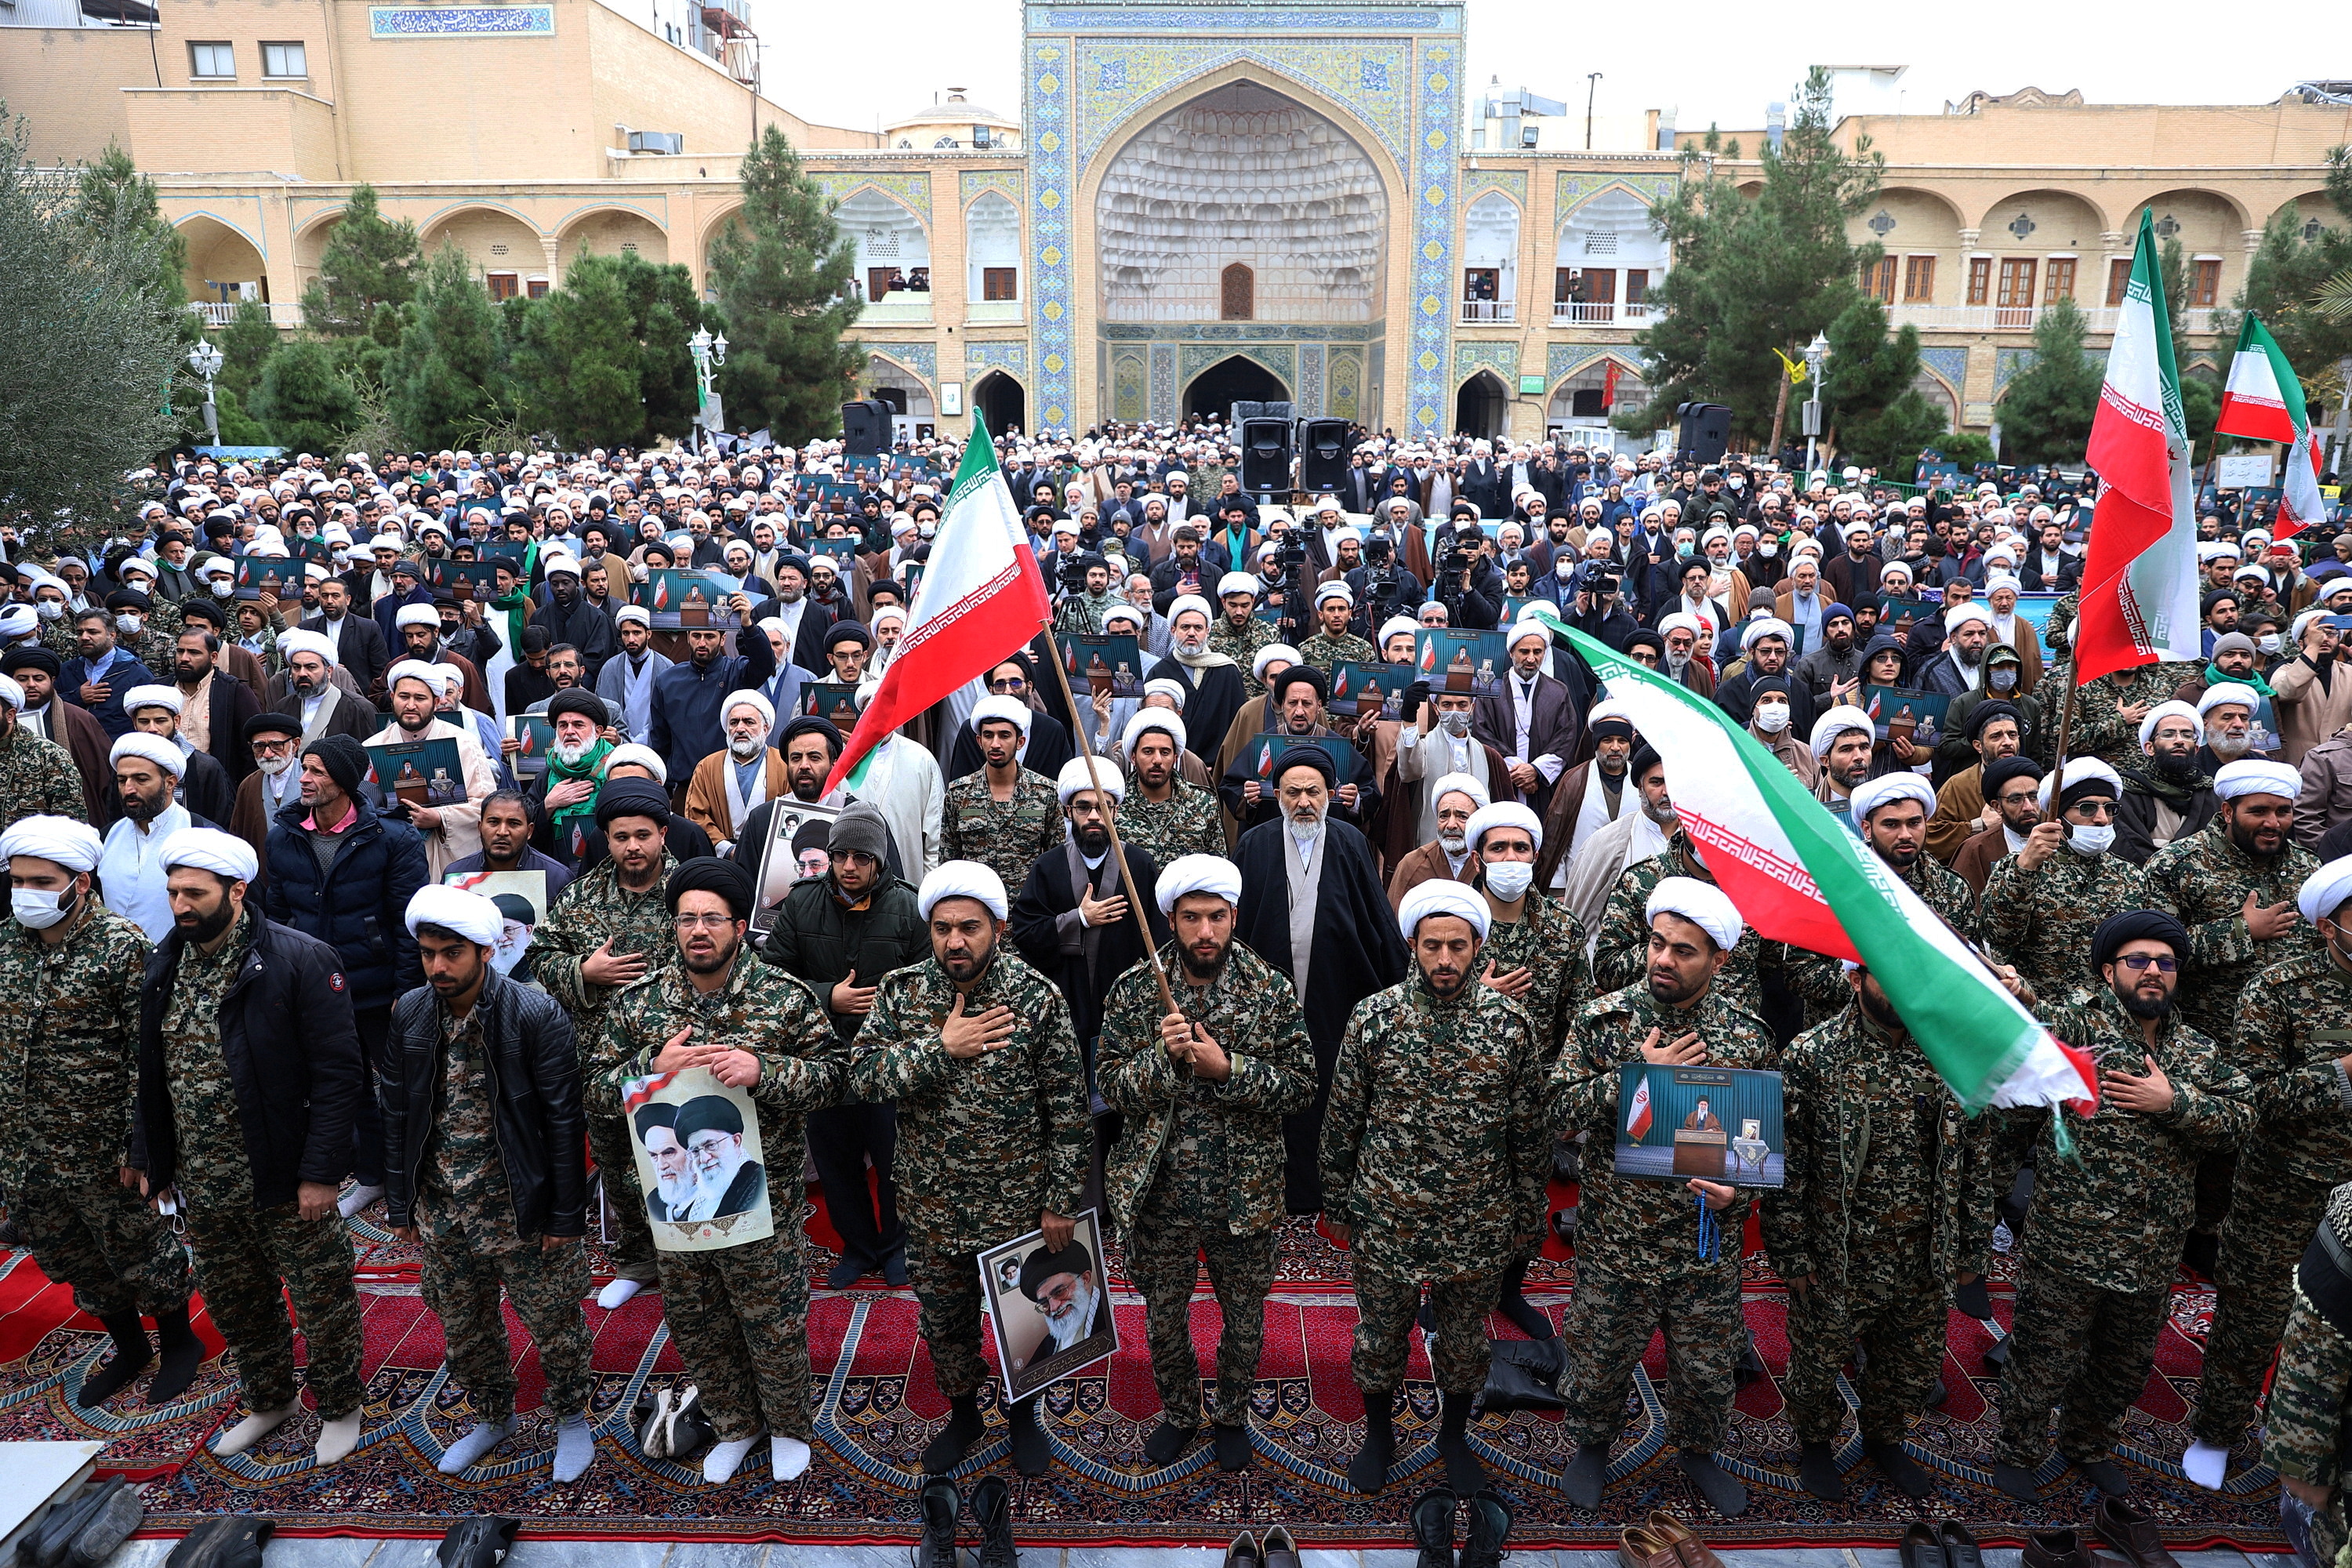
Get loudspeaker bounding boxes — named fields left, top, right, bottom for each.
left=1299, top=418, right=1351, bottom=492
left=840, top=398, right=892, bottom=456
left=1240, top=417, right=1294, bottom=494
left=1677, top=402, right=1733, bottom=466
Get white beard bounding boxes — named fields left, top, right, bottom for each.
left=683, top=1138, right=748, bottom=1219
left=655, top=1168, right=696, bottom=1214
left=1044, top=1279, right=1099, bottom=1352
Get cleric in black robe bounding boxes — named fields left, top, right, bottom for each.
left=1232, top=746, right=1410, bottom=1214
left=1155, top=596, right=1247, bottom=771
left=1007, top=766, right=1170, bottom=1058
left=1216, top=665, right=1380, bottom=834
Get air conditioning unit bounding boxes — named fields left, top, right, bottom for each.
left=628, top=131, right=684, bottom=155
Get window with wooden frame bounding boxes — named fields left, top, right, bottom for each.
left=2107, top=258, right=2132, bottom=306
left=1995, top=257, right=2037, bottom=325
left=981, top=267, right=1017, bottom=301
left=1965, top=256, right=1991, bottom=307
left=1902, top=255, right=1935, bottom=303
left=2042, top=258, right=2077, bottom=303
left=1555, top=267, right=1577, bottom=303
left=1624, top=270, right=1649, bottom=307
left=1860, top=256, right=1896, bottom=303
left=485, top=273, right=519, bottom=302
left=526, top=278, right=550, bottom=299
left=2191, top=260, right=2221, bottom=308
left=1221, top=263, right=1253, bottom=321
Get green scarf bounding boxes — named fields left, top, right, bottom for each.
left=546, top=737, right=615, bottom=831
left=2205, top=660, right=2274, bottom=698
left=491, top=587, right=535, bottom=666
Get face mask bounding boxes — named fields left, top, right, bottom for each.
left=728, top=735, right=763, bottom=760
left=1759, top=542, right=1777, bottom=557
left=1483, top=860, right=1534, bottom=902
left=1753, top=702, right=1790, bottom=733
left=36, top=601, right=61, bottom=622
left=256, top=753, right=295, bottom=777
left=10, top=886, right=75, bottom=931
left=115, top=614, right=143, bottom=635
left=1438, top=710, right=1472, bottom=737
left=2067, top=823, right=2116, bottom=856
left=1989, top=668, right=2018, bottom=693
left=2259, top=634, right=2283, bottom=655
left=211, top=580, right=234, bottom=598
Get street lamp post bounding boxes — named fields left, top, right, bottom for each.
left=1802, top=332, right=1830, bottom=479
left=1585, top=72, right=1602, bottom=150
left=688, top=325, right=728, bottom=449
left=188, top=339, right=224, bottom=445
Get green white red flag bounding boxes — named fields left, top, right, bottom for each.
left=2076, top=209, right=2200, bottom=684
left=822, top=415, right=1050, bottom=793
left=1562, top=626, right=2094, bottom=1113
left=2216, top=313, right=2327, bottom=539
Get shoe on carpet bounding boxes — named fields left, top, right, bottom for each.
left=1223, top=1530, right=1261, bottom=1568
left=1458, top=1488, right=1512, bottom=1568
left=1645, top=1509, right=1721, bottom=1568
left=1617, top=1524, right=1676, bottom=1568
left=969, top=1473, right=1017, bottom=1568
left=1261, top=1523, right=1300, bottom=1568
left=1937, top=1522, right=1984, bottom=1568
left=1899, top=1521, right=1947, bottom=1568
left=2094, top=1496, right=2179, bottom=1568
left=915, top=1474, right=960, bottom=1568
left=434, top=1516, right=521, bottom=1568
left=1411, top=1491, right=1457, bottom=1568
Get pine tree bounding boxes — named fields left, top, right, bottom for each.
left=72, top=143, right=189, bottom=331
left=512, top=259, right=641, bottom=445
left=391, top=243, right=506, bottom=448
left=1996, top=297, right=2103, bottom=465
left=1818, top=294, right=1945, bottom=477
left=215, top=299, right=282, bottom=401
left=706, top=123, right=862, bottom=439
left=252, top=339, right=361, bottom=456
left=301, top=185, right=421, bottom=336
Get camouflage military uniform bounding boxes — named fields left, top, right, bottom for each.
left=939, top=769, right=1064, bottom=892
left=2074, top=662, right=2208, bottom=773
left=534, top=852, right=679, bottom=1283
left=848, top=949, right=1088, bottom=1399
left=1098, top=940, right=1314, bottom=1428
left=1765, top=1003, right=1998, bottom=1446
left=1115, top=782, right=1226, bottom=873
left=413, top=999, right=592, bottom=1425
left=1980, top=847, right=2150, bottom=1008
left=2142, top=819, right=2321, bottom=1048
left=129, top=599, right=185, bottom=677
left=0, top=727, right=89, bottom=831
left=1995, top=987, right=2252, bottom=1468
left=598, top=956, right=846, bottom=1443
left=1551, top=980, right=1777, bottom=1454
left=1210, top=615, right=1281, bottom=696
left=163, top=912, right=365, bottom=1419
left=1890, top=849, right=1979, bottom=945
left=2262, top=1185, right=2352, bottom=1567
left=1320, top=973, right=1548, bottom=1396
left=1298, top=630, right=1377, bottom=675
left=1592, top=833, right=1831, bottom=1018
left=1479, top=891, right=1592, bottom=1065
left=0, top=898, right=187, bottom=1320
left=2194, top=950, right=2352, bottom=1450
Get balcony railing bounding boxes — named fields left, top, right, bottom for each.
left=966, top=299, right=1023, bottom=325
left=1885, top=303, right=2225, bottom=336
left=1551, top=300, right=1650, bottom=325
left=1457, top=299, right=1515, bottom=323
left=858, top=294, right=934, bottom=325
left=188, top=301, right=302, bottom=328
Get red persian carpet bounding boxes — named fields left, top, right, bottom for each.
left=0, top=1185, right=2289, bottom=1550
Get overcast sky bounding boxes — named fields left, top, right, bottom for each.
left=757, top=0, right=2345, bottom=139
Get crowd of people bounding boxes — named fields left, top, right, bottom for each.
left=6, top=420, right=2352, bottom=1558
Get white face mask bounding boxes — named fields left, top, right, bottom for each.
left=2067, top=823, right=2116, bottom=856
left=10, top=887, right=74, bottom=931
left=2259, top=633, right=2284, bottom=655
left=115, top=614, right=143, bottom=635
left=211, top=580, right=234, bottom=598
left=36, top=601, right=63, bottom=621
left=256, top=753, right=296, bottom=776
left=1438, top=710, right=1472, bottom=737
left=1753, top=702, right=1791, bottom=733
left=1759, top=542, right=1778, bottom=557
left=1483, top=859, right=1534, bottom=902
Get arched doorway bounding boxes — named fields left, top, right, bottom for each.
left=972, top=372, right=1025, bottom=436
left=1184, top=355, right=1287, bottom=422
left=1455, top=372, right=1508, bottom=440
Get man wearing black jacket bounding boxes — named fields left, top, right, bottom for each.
left=384, top=884, right=597, bottom=1483
left=132, top=827, right=366, bottom=1466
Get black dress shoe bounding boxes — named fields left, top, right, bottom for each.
left=1899, top=1523, right=1946, bottom=1568
left=1938, top=1521, right=1984, bottom=1568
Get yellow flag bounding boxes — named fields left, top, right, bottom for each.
left=1774, top=347, right=1808, bottom=385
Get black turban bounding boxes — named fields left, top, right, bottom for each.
left=1623, top=629, right=1665, bottom=658
left=1, top=644, right=61, bottom=677
left=105, top=588, right=152, bottom=613
left=546, top=687, right=604, bottom=727
left=672, top=1094, right=743, bottom=1142
left=1268, top=664, right=1328, bottom=705
left=632, top=1101, right=677, bottom=1142
left=1271, top=742, right=1334, bottom=788
left=666, top=855, right=751, bottom=920
left=243, top=710, right=302, bottom=742
left=2090, top=909, right=2188, bottom=975
left=1590, top=713, right=1636, bottom=742
left=490, top=892, right=538, bottom=927
left=303, top=733, right=368, bottom=796
left=1018, top=1240, right=1096, bottom=1300
left=825, top=619, right=873, bottom=652
left=780, top=714, right=844, bottom=756
left=1629, top=742, right=1664, bottom=782
left=1981, top=756, right=2042, bottom=798
left=1967, top=700, right=2022, bottom=741
left=596, top=778, right=672, bottom=831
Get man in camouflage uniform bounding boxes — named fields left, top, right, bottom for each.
left=385, top=885, right=596, bottom=1483
left=597, top=860, right=846, bottom=1483
left=1552, top=878, right=1776, bottom=1519
left=1098, top=855, right=1314, bottom=1472
left=1594, top=824, right=1831, bottom=1023
left=1849, top=773, right=1979, bottom=941
left=0, top=816, right=198, bottom=1407
left=1210, top=574, right=1281, bottom=696
left=2188, top=854, right=2352, bottom=1486
left=848, top=861, right=1089, bottom=1479
left=533, top=779, right=681, bottom=1305
left=2073, top=660, right=2208, bottom=774
left=1296, top=583, right=1376, bottom=675
left=1981, top=758, right=2147, bottom=1008
left=1115, top=710, right=1225, bottom=869
left=0, top=676, right=89, bottom=831
left=1992, top=909, right=2253, bottom=1503
left=2262, top=1183, right=2352, bottom=1568
left=1323, top=877, right=1548, bottom=1497
left=940, top=699, right=1063, bottom=890
left=1768, top=962, right=2002, bottom=1502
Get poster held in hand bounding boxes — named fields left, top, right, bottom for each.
left=506, top=713, right=557, bottom=779
left=1613, top=1065, right=1784, bottom=1187
left=359, top=735, right=466, bottom=810
left=749, top=800, right=843, bottom=936
left=977, top=1208, right=1119, bottom=1403
left=619, top=1066, right=775, bottom=1251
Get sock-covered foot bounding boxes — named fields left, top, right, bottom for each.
left=336, top=1183, right=385, bottom=1220
left=74, top=1314, right=152, bottom=1407
left=1007, top=1394, right=1051, bottom=1476
left=826, top=1257, right=868, bottom=1290
left=771, top=1436, right=811, bottom=1482
left=1213, top=1421, right=1252, bottom=1472
left=2072, top=1454, right=2131, bottom=1497
left=1864, top=1439, right=1933, bottom=1499
left=315, top=1410, right=363, bottom=1465
left=594, top=1278, right=647, bottom=1310
left=1438, top=1397, right=1484, bottom=1496
left=436, top=1417, right=517, bottom=1475
left=1991, top=1461, right=2041, bottom=1503
left=1676, top=1450, right=1748, bottom=1518
left=1348, top=1400, right=1395, bottom=1494
left=2183, top=1439, right=2230, bottom=1490
left=554, top=1415, right=596, bottom=1483
left=1796, top=1440, right=1844, bottom=1501
left=922, top=1395, right=985, bottom=1475
left=702, top=1434, right=760, bottom=1483
left=213, top=1403, right=299, bottom=1457
left=148, top=1305, right=205, bottom=1406
left=1557, top=1443, right=1604, bottom=1508
left=1143, top=1417, right=1198, bottom=1466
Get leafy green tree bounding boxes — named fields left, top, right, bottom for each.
left=0, top=106, right=183, bottom=554
left=391, top=243, right=507, bottom=448
left=1623, top=69, right=1885, bottom=447
left=212, top=384, right=271, bottom=446
left=1820, top=295, right=1920, bottom=437
left=1996, top=297, right=2103, bottom=465
left=215, top=298, right=282, bottom=402
left=554, top=250, right=709, bottom=437
left=73, top=142, right=189, bottom=328
left=512, top=260, right=641, bottom=445
left=2225, top=150, right=2352, bottom=394
left=706, top=124, right=862, bottom=439
left=1936, top=430, right=1997, bottom=468
left=252, top=339, right=360, bottom=456
left=300, top=185, right=420, bottom=336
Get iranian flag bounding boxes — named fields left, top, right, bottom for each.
left=1562, top=626, right=2093, bottom=1112
left=2216, top=314, right=2328, bottom=539
left=2076, top=209, right=2201, bottom=684
left=822, top=416, right=1051, bottom=793
left=1624, top=1074, right=1653, bottom=1139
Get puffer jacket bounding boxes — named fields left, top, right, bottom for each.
left=262, top=798, right=428, bottom=1010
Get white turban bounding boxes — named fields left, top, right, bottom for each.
left=1313, top=581, right=1353, bottom=608
left=406, top=884, right=503, bottom=947
left=1142, top=677, right=1188, bottom=712
left=2214, top=759, right=2302, bottom=803
left=615, top=604, right=652, bottom=629
left=1985, top=573, right=2022, bottom=597
left=0, top=612, right=33, bottom=646
left=1216, top=572, right=1259, bottom=599
left=1167, top=593, right=1214, bottom=628
left=1809, top=705, right=1875, bottom=760
left=276, top=628, right=337, bottom=668
left=394, top=603, right=441, bottom=630
left=1850, top=771, right=1936, bottom=826
left=1944, top=603, right=1993, bottom=633
left=2298, top=856, right=2352, bottom=926
left=1377, top=614, right=1421, bottom=647
left=1740, top=617, right=1795, bottom=652
left=2038, top=756, right=2125, bottom=809
left=387, top=658, right=440, bottom=693
left=2197, top=682, right=2261, bottom=719
left=1101, top=604, right=1146, bottom=633
left=368, top=533, right=406, bottom=553
left=969, top=695, right=1033, bottom=737
left=722, top=689, right=775, bottom=731
left=122, top=684, right=183, bottom=717
left=2137, top=700, right=2205, bottom=747
left=1428, top=771, right=1490, bottom=812
left=601, top=742, right=666, bottom=784
left=1465, top=801, right=1543, bottom=852
left=541, top=553, right=583, bottom=579
left=1155, top=852, right=1242, bottom=914
left=1657, top=612, right=1704, bottom=641
left=1646, top=876, right=1741, bottom=951
left=1397, top=878, right=1490, bottom=942
left=158, top=826, right=257, bottom=883
left=1507, top=619, right=1551, bottom=651
left=110, top=731, right=186, bottom=779
left=919, top=860, right=1009, bottom=922
left=1253, top=644, right=1301, bottom=681
left=0, top=815, right=103, bottom=874
left=1123, top=708, right=1187, bottom=757
left=1056, top=756, right=1126, bottom=805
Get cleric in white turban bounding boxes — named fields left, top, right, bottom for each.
left=1850, top=771, right=1936, bottom=828
left=1810, top=705, right=1875, bottom=761
left=968, top=694, right=1033, bottom=739
left=2213, top=759, right=2302, bottom=802
left=1645, top=875, right=1743, bottom=952
left=918, top=860, right=1008, bottom=923
left=1123, top=708, right=1187, bottom=758
left=158, top=825, right=260, bottom=884
left=1154, top=852, right=1242, bottom=914
left=2299, top=856, right=2352, bottom=927
left=1056, top=755, right=1126, bottom=805
left=0, top=814, right=103, bottom=875
left=405, top=884, right=503, bottom=948
left=1396, top=877, right=1490, bottom=942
